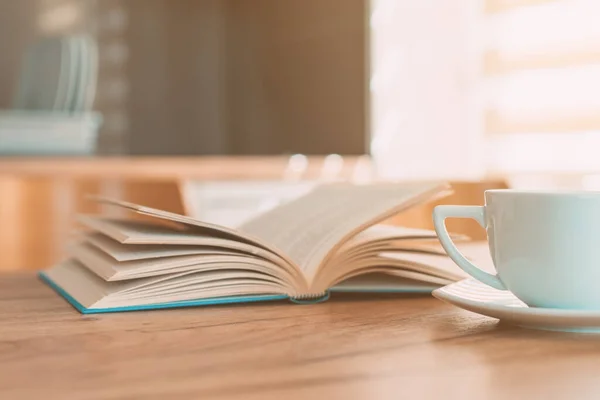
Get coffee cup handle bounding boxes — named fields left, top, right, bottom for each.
left=433, top=205, right=506, bottom=290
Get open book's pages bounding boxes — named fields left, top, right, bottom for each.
left=40, top=181, right=487, bottom=314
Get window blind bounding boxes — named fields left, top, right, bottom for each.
left=484, top=0, right=600, bottom=136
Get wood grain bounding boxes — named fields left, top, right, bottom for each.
left=2, top=273, right=600, bottom=400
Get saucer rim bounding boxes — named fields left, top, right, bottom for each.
left=432, top=279, right=600, bottom=327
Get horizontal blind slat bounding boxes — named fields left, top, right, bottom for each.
left=486, top=111, right=600, bottom=135
left=485, top=0, right=558, bottom=14
left=484, top=50, right=600, bottom=75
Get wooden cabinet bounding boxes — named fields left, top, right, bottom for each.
left=124, top=0, right=369, bottom=156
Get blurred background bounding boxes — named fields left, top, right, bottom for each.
left=0, top=0, right=596, bottom=270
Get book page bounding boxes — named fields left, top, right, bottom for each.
left=44, top=260, right=289, bottom=310
left=339, top=224, right=468, bottom=252
left=238, top=181, right=449, bottom=284
left=89, top=196, right=301, bottom=275
left=82, top=232, right=248, bottom=262
left=78, top=215, right=295, bottom=270
left=329, top=227, right=468, bottom=267
left=331, top=272, right=448, bottom=292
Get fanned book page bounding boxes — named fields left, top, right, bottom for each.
left=39, top=181, right=488, bottom=314
left=238, top=182, right=450, bottom=282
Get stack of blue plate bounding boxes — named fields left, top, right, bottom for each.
left=0, top=35, right=102, bottom=155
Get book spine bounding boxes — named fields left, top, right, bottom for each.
left=289, top=291, right=330, bottom=304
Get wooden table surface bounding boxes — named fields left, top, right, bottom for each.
left=3, top=274, right=600, bottom=400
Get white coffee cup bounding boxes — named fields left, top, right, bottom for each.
left=433, top=189, right=600, bottom=310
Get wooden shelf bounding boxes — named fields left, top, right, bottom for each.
left=0, top=155, right=374, bottom=180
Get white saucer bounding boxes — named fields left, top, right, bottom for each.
left=432, top=279, right=600, bottom=333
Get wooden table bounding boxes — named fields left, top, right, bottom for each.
left=2, top=274, right=600, bottom=400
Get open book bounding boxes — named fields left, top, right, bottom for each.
left=40, top=181, right=479, bottom=314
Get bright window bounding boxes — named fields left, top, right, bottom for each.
left=370, top=0, right=600, bottom=189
